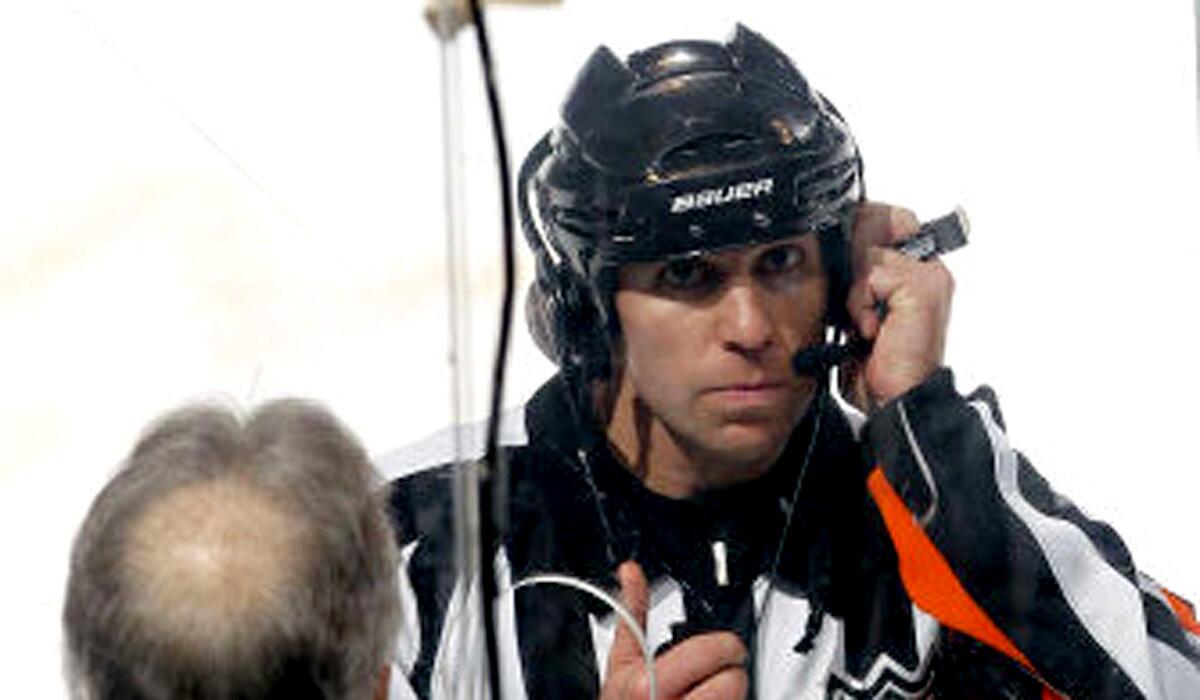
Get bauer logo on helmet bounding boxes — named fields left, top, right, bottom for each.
left=669, top=176, right=774, bottom=214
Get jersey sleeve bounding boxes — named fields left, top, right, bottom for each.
left=863, top=368, right=1200, bottom=698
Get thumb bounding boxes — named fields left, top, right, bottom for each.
left=607, top=560, right=650, bottom=675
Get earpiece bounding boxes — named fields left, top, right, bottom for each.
left=524, top=279, right=559, bottom=362
left=522, top=245, right=611, bottom=381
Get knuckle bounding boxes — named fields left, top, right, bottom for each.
left=686, top=667, right=748, bottom=700
left=855, top=200, right=889, bottom=224
left=717, top=666, right=750, bottom=698
left=853, top=202, right=896, bottom=245
left=722, top=634, right=749, bottom=663
left=930, top=261, right=954, bottom=292
left=890, top=206, right=920, bottom=235
left=866, top=263, right=890, bottom=288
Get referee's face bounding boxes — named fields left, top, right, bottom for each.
left=605, top=232, right=827, bottom=498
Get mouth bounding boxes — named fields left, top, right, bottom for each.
left=712, top=381, right=786, bottom=393
left=704, top=381, right=793, bottom=405
left=708, top=375, right=792, bottom=391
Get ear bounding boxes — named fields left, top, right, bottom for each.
left=373, top=665, right=392, bottom=700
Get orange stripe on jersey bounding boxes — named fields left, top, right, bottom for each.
left=866, top=466, right=1034, bottom=672
left=1161, top=587, right=1200, bottom=636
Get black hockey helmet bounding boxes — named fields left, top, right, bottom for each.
left=519, top=24, right=864, bottom=384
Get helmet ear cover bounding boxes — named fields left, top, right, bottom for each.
left=524, top=261, right=612, bottom=384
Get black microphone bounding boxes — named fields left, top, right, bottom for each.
left=792, top=338, right=868, bottom=377
left=792, top=207, right=969, bottom=377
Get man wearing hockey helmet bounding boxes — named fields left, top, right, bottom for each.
left=386, top=25, right=1200, bottom=699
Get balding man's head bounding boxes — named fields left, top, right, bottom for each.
left=64, top=400, right=400, bottom=700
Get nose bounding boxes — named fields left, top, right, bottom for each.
left=717, top=282, right=775, bottom=356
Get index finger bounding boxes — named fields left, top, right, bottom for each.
left=607, top=561, right=651, bottom=675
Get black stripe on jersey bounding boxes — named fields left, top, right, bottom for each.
left=1014, top=446, right=1200, bottom=671
left=867, top=372, right=1142, bottom=698
left=513, top=585, right=600, bottom=697
left=388, top=469, right=459, bottom=699
left=1014, top=450, right=1138, bottom=586
left=1142, top=589, right=1200, bottom=666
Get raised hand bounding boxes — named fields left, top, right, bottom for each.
left=601, top=561, right=749, bottom=700
left=843, top=202, right=954, bottom=409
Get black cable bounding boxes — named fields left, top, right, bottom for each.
left=755, top=379, right=829, bottom=664
left=464, top=0, right=515, bottom=696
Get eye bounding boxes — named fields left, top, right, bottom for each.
left=755, top=243, right=806, bottom=276
left=657, top=256, right=719, bottom=291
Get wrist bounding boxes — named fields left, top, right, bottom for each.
left=867, top=366, right=953, bottom=415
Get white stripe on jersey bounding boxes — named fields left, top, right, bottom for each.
left=395, top=542, right=422, bottom=678
left=971, top=400, right=1161, bottom=698
left=1150, top=637, right=1200, bottom=699
left=424, top=549, right=527, bottom=700
left=376, top=406, right=528, bottom=480
left=753, top=576, right=843, bottom=699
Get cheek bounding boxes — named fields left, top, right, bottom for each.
left=621, top=306, right=687, bottom=371
left=772, top=278, right=829, bottom=345
left=616, top=295, right=702, bottom=394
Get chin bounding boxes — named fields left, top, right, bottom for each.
left=703, top=422, right=791, bottom=473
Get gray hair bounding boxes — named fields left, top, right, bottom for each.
left=63, top=399, right=401, bottom=699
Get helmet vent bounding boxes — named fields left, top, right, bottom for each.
left=659, top=134, right=756, bottom=174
